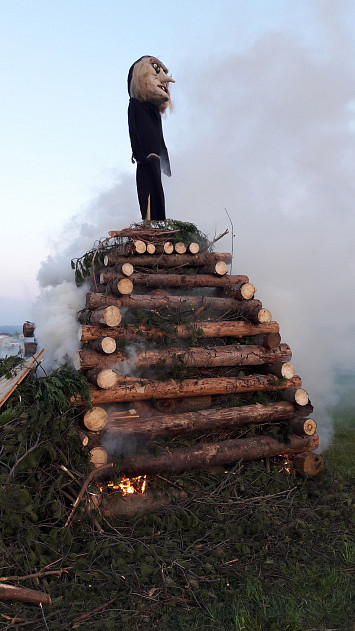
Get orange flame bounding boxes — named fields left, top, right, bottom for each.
left=278, top=454, right=292, bottom=475
left=100, top=475, right=147, bottom=496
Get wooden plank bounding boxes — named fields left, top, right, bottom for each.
left=0, top=349, right=45, bottom=408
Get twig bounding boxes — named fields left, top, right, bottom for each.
left=70, top=596, right=117, bottom=625
left=0, top=568, right=71, bottom=582
left=6, top=440, right=43, bottom=483
left=64, top=463, right=114, bottom=528
left=210, top=229, right=229, bottom=246
left=224, top=209, right=235, bottom=273
left=220, top=557, right=239, bottom=566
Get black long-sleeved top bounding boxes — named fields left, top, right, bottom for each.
left=128, top=98, right=171, bottom=176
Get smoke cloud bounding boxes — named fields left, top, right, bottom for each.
left=34, top=23, right=355, bottom=448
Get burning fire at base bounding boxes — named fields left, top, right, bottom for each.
left=100, top=475, right=147, bottom=496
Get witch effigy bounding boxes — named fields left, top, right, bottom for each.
left=127, top=56, right=175, bottom=221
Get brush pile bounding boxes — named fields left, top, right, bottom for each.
left=73, top=221, right=323, bottom=479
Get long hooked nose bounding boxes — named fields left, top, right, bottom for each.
left=163, top=74, right=175, bottom=84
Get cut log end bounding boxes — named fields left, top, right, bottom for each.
left=257, top=308, right=272, bottom=323
left=163, top=241, right=174, bottom=254
left=117, top=278, right=134, bottom=295
left=134, top=240, right=147, bottom=254
left=289, top=417, right=317, bottom=436
left=175, top=242, right=187, bottom=254
left=122, top=263, right=134, bottom=277
left=91, top=336, right=117, bottom=354
left=147, top=243, right=156, bottom=254
left=87, top=368, right=118, bottom=390
left=83, top=406, right=108, bottom=431
left=240, top=282, right=255, bottom=300
left=215, top=261, right=228, bottom=276
left=189, top=242, right=200, bottom=254
left=90, top=446, right=108, bottom=467
left=292, top=452, right=324, bottom=475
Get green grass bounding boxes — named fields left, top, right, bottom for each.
left=0, top=374, right=354, bottom=631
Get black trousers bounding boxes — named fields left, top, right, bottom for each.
left=136, top=157, right=166, bottom=220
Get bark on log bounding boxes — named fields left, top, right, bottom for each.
left=104, top=401, right=298, bottom=440
left=155, top=395, right=212, bottom=414
left=263, top=332, right=282, bottom=349
left=86, top=292, right=263, bottom=315
left=117, top=433, right=319, bottom=476
left=281, top=387, right=309, bottom=406
left=292, top=452, right=324, bottom=475
left=0, top=583, right=51, bottom=606
left=74, top=343, right=292, bottom=372
left=289, top=418, right=317, bottom=436
left=78, top=306, right=122, bottom=327
left=90, top=337, right=117, bottom=354
left=100, top=271, right=249, bottom=289
left=104, top=252, right=232, bottom=268
left=87, top=368, right=118, bottom=390
left=79, top=320, right=279, bottom=343
left=175, top=242, right=187, bottom=254
left=83, top=406, right=109, bottom=431
left=74, top=374, right=302, bottom=406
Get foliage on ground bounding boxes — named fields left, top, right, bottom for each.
left=0, top=369, right=354, bottom=630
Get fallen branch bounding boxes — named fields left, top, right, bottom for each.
left=64, top=463, right=114, bottom=528
left=0, top=568, right=71, bottom=582
left=0, top=583, right=51, bottom=606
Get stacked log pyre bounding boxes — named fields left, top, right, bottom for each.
left=74, top=224, right=323, bottom=479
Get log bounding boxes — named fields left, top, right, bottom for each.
left=189, top=242, right=200, bottom=254
left=104, top=252, right=232, bottom=268
left=281, top=387, right=309, bottom=406
left=23, top=322, right=35, bottom=337
left=253, top=308, right=272, bottom=324
left=87, top=368, right=118, bottom=390
left=79, top=320, right=280, bottom=343
left=199, top=262, right=228, bottom=276
left=133, top=240, right=146, bottom=253
left=83, top=406, right=108, bottom=431
left=90, top=337, right=117, bottom=354
left=259, top=362, right=295, bottom=379
left=86, top=292, right=263, bottom=314
left=104, top=401, right=298, bottom=440
left=90, top=446, right=108, bottom=467
left=164, top=241, right=174, bottom=254
left=100, top=271, right=249, bottom=289
left=78, top=306, right=121, bottom=327
left=228, top=283, right=256, bottom=300
left=175, top=242, right=187, bottom=254
left=0, top=583, right=51, bottom=606
left=292, top=452, right=324, bottom=475
left=147, top=243, right=156, bottom=254
left=74, top=374, right=303, bottom=406
left=116, top=278, right=133, bottom=295
left=155, top=395, right=212, bottom=414
left=263, top=332, right=281, bottom=349
left=288, top=418, right=317, bottom=436
left=74, top=344, right=292, bottom=372
left=117, top=433, right=319, bottom=476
